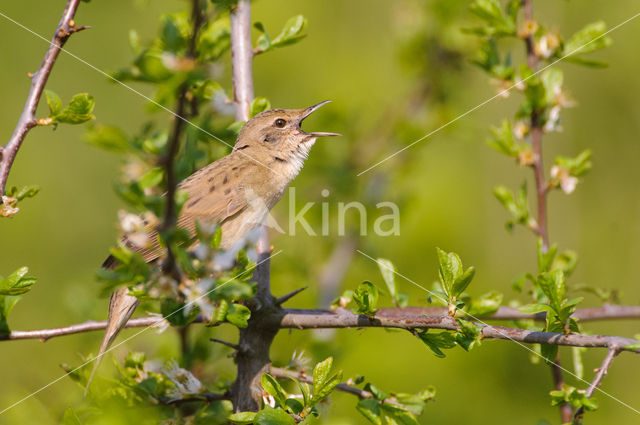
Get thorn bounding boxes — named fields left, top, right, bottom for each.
left=276, top=286, right=308, bottom=306
left=210, top=338, right=240, bottom=351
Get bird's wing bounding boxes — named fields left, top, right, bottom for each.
left=121, top=161, right=249, bottom=264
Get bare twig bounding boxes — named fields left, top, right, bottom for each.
left=0, top=0, right=86, bottom=196
left=210, top=338, right=241, bottom=351
left=160, top=0, right=205, bottom=278
left=572, top=347, right=621, bottom=424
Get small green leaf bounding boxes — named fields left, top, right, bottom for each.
left=452, top=266, right=475, bottom=297
left=45, top=90, right=62, bottom=116
left=254, top=407, right=295, bottom=425
left=54, top=93, right=95, bottom=124
left=138, top=167, right=164, bottom=190
left=376, top=258, right=397, bottom=298
left=271, top=15, right=308, bottom=48
left=312, top=357, right=342, bottom=404
left=262, top=373, right=288, bottom=407
left=250, top=97, right=272, bottom=118
left=564, top=21, right=611, bottom=56
left=352, top=281, right=379, bottom=316
left=226, top=303, right=251, bottom=328
left=84, top=125, right=129, bottom=153
left=357, top=399, right=382, bottom=425
left=228, top=411, right=257, bottom=424
left=417, top=331, right=456, bottom=358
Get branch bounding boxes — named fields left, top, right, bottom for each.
left=522, top=0, right=567, bottom=420
left=229, top=1, right=278, bottom=413
left=162, top=391, right=231, bottom=405
left=4, top=305, right=640, bottom=342
left=0, top=0, right=86, bottom=196
left=278, top=308, right=640, bottom=353
left=572, top=347, right=620, bottom=425
left=269, top=366, right=392, bottom=402
left=160, top=0, right=204, bottom=278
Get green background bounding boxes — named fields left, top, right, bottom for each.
left=1, top=0, right=639, bottom=423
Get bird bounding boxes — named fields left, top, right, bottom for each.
left=87, top=101, right=339, bottom=388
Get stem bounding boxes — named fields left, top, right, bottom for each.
left=522, top=0, right=565, bottom=419
left=160, top=0, right=204, bottom=278
left=572, top=347, right=620, bottom=425
left=0, top=0, right=86, bottom=196
left=228, top=0, right=279, bottom=411
left=4, top=306, right=640, bottom=350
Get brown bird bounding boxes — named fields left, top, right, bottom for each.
left=88, top=101, right=338, bottom=387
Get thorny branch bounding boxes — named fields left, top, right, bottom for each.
left=0, top=0, right=88, bottom=197
left=3, top=308, right=639, bottom=354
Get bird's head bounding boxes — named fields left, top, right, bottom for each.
left=233, top=101, right=339, bottom=177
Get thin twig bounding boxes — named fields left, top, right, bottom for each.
left=522, top=0, right=568, bottom=420
left=210, top=338, right=241, bottom=351
left=572, top=347, right=621, bottom=424
left=162, top=391, right=231, bottom=405
left=0, top=0, right=86, bottom=196
left=270, top=366, right=390, bottom=401
left=160, top=0, right=204, bottom=278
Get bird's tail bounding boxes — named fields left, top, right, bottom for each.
left=85, top=287, right=140, bottom=394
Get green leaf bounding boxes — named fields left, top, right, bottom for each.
left=61, top=406, right=82, bottom=425
left=84, top=125, right=129, bottom=153
left=0, top=267, right=36, bottom=296
left=271, top=15, right=308, bottom=48
left=452, top=266, right=475, bottom=297
left=465, top=291, right=503, bottom=317
left=380, top=403, right=420, bottom=425
left=357, top=399, right=382, bottom=425
left=198, top=17, right=231, bottom=61
left=138, top=167, right=164, bottom=190
left=289, top=375, right=310, bottom=407
left=376, top=258, right=397, bottom=298
left=564, top=21, right=611, bottom=56
left=226, top=303, right=251, bottom=328
left=518, top=303, right=554, bottom=314
left=250, top=97, right=272, bottom=118
left=537, top=239, right=557, bottom=273
left=254, top=22, right=272, bottom=53
left=254, top=407, right=295, bottom=425
left=352, top=281, right=379, bottom=316
left=262, top=373, right=288, bottom=407
left=487, top=120, right=518, bottom=157
left=228, top=411, right=257, bottom=424
left=312, top=357, right=342, bottom=404
left=45, top=90, right=62, bottom=116
left=417, top=331, right=456, bottom=358
left=54, top=93, right=95, bottom=124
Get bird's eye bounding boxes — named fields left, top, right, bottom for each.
left=275, top=118, right=286, bottom=128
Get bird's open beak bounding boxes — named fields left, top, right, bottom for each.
left=298, top=100, right=341, bottom=138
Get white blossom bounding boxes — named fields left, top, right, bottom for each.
left=164, top=360, right=205, bottom=399
left=0, top=196, right=19, bottom=218
left=182, top=278, right=215, bottom=320
left=551, top=165, right=578, bottom=194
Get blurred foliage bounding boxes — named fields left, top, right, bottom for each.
left=1, top=0, right=640, bottom=424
